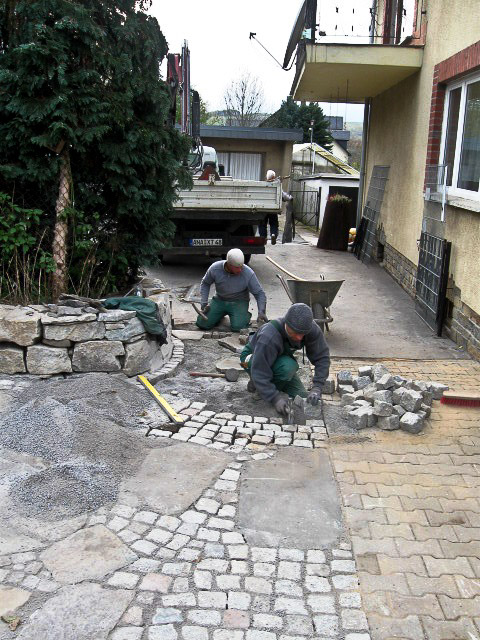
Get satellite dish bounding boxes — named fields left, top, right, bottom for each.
left=283, top=0, right=307, bottom=69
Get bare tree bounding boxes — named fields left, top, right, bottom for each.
left=224, top=73, right=264, bottom=126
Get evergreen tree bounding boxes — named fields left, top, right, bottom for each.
left=261, top=97, right=333, bottom=150
left=0, top=0, right=191, bottom=296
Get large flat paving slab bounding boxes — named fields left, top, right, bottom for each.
left=119, top=441, right=231, bottom=513
left=16, top=582, right=133, bottom=640
left=40, top=524, right=137, bottom=584
left=238, top=447, right=343, bottom=548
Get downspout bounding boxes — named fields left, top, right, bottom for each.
left=356, top=98, right=371, bottom=229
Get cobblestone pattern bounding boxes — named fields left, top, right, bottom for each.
left=144, top=399, right=327, bottom=451
left=331, top=358, right=480, bottom=640
left=0, top=449, right=369, bottom=640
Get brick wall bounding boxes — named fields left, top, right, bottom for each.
left=383, top=243, right=417, bottom=298
left=425, top=41, right=480, bottom=182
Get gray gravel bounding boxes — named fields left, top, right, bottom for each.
left=0, top=374, right=167, bottom=521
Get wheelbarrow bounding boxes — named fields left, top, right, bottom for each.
left=276, top=274, right=344, bottom=332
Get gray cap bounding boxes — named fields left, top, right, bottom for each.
left=285, top=303, right=313, bottom=334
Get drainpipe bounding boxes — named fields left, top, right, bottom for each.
left=356, top=98, right=371, bottom=229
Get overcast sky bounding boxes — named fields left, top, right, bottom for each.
left=148, top=0, right=371, bottom=123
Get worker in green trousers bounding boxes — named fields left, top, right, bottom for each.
left=196, top=249, right=268, bottom=332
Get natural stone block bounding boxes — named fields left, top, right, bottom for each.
left=72, top=340, right=124, bottom=372
left=26, top=344, right=72, bottom=374
left=375, top=374, right=395, bottom=390
left=347, top=407, right=370, bottom=430
left=43, top=321, right=106, bottom=342
left=337, top=370, right=353, bottom=387
left=373, top=400, right=393, bottom=417
left=14, top=582, right=133, bottom=640
left=372, top=363, right=390, bottom=381
left=392, top=405, right=406, bottom=417
left=421, top=390, right=433, bottom=406
left=352, top=376, right=371, bottom=391
left=428, top=382, right=449, bottom=399
left=106, top=317, right=145, bottom=342
left=123, top=337, right=159, bottom=377
left=0, top=585, right=31, bottom=616
left=420, top=403, right=431, bottom=417
left=363, top=384, right=378, bottom=401
left=98, top=310, right=136, bottom=322
left=43, top=339, right=72, bottom=347
left=399, top=389, right=423, bottom=412
left=372, top=390, right=393, bottom=403
left=41, top=313, right=97, bottom=325
left=41, top=525, right=136, bottom=584
left=321, top=376, right=336, bottom=394
left=358, top=365, right=373, bottom=378
left=338, top=384, right=354, bottom=396
left=377, top=415, right=400, bottom=430
left=0, top=344, right=26, bottom=373
left=400, top=412, right=424, bottom=434
left=0, top=305, right=41, bottom=346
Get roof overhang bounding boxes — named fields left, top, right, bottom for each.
left=292, top=43, right=424, bottom=103
left=200, top=125, right=303, bottom=142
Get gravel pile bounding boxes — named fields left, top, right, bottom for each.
left=0, top=374, right=162, bottom=520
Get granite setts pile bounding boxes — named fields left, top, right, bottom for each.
left=338, top=363, right=448, bottom=434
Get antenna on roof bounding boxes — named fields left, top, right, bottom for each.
left=249, top=32, right=292, bottom=70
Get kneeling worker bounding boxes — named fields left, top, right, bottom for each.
left=196, top=249, right=268, bottom=332
left=240, top=303, right=330, bottom=415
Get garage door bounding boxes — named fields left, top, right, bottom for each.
left=217, top=152, right=262, bottom=180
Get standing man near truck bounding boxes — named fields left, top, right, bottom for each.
left=196, top=249, right=268, bottom=332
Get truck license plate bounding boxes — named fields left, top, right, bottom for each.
left=189, top=238, right=222, bottom=247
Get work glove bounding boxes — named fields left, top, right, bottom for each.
left=257, top=311, right=268, bottom=325
left=306, top=387, right=322, bottom=407
left=201, top=303, right=210, bottom=314
left=273, top=393, right=289, bottom=416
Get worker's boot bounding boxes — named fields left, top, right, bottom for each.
left=271, top=234, right=277, bottom=245
left=247, top=379, right=256, bottom=393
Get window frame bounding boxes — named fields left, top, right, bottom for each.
left=440, top=71, right=480, bottom=202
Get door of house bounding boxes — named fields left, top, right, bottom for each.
left=415, top=232, right=451, bottom=336
left=217, top=152, right=262, bottom=180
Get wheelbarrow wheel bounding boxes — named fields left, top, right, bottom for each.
left=312, top=303, right=326, bottom=333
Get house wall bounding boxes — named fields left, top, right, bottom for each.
left=365, top=0, right=480, bottom=358
left=201, top=138, right=292, bottom=183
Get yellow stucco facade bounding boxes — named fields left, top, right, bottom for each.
left=364, top=0, right=480, bottom=325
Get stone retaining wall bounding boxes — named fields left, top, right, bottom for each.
left=0, top=293, right=173, bottom=377
left=383, top=242, right=417, bottom=298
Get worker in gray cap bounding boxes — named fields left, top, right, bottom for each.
left=196, top=248, right=268, bottom=332
left=240, top=303, right=330, bottom=415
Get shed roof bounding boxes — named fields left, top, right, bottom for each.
left=293, top=143, right=359, bottom=176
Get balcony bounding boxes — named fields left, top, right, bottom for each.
left=292, top=41, right=424, bottom=103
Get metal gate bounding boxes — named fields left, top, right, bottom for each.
left=415, top=232, right=451, bottom=336
left=291, top=187, right=321, bottom=229
left=354, top=165, right=390, bottom=263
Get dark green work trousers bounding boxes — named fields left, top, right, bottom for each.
left=196, top=296, right=251, bottom=332
left=240, top=342, right=307, bottom=399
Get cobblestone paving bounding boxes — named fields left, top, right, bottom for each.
left=330, top=358, right=480, bottom=640
left=0, top=440, right=369, bottom=640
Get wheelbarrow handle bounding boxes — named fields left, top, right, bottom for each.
left=276, top=274, right=295, bottom=303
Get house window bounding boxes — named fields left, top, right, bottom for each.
left=442, top=74, right=480, bottom=199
